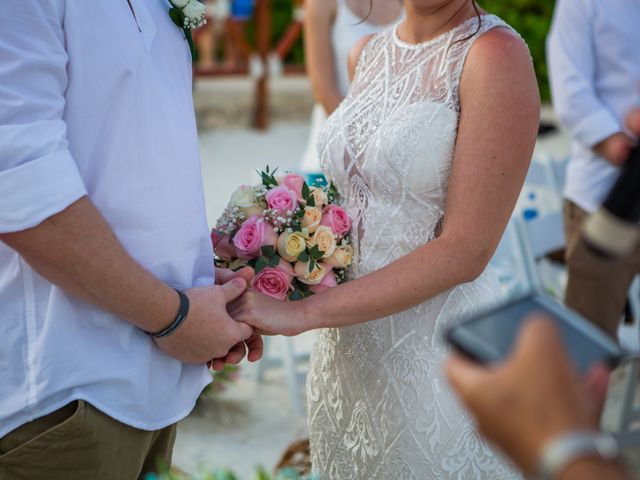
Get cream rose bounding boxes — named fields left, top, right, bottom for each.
left=325, top=244, right=353, bottom=269
left=294, top=261, right=331, bottom=285
left=171, top=0, right=189, bottom=7
left=301, top=206, right=323, bottom=234
left=309, top=187, right=329, bottom=208
left=229, top=185, right=263, bottom=218
left=276, top=231, right=307, bottom=262
left=307, top=226, right=337, bottom=258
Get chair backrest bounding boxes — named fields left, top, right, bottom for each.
left=518, top=211, right=565, bottom=260
left=490, top=217, right=537, bottom=299
left=525, top=155, right=558, bottom=190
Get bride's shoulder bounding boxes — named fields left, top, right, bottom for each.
left=458, top=22, right=539, bottom=114
left=461, top=22, right=534, bottom=88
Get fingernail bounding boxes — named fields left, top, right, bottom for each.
left=232, top=278, right=245, bottom=287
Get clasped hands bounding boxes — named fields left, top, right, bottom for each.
left=154, top=266, right=301, bottom=371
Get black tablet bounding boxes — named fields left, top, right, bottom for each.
left=446, top=293, right=624, bottom=374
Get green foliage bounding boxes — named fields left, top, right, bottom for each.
left=481, top=0, right=555, bottom=100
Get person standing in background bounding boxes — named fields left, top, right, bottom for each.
left=299, top=0, right=402, bottom=174
left=547, top=0, right=640, bottom=338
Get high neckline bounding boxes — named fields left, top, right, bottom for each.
left=392, top=14, right=493, bottom=50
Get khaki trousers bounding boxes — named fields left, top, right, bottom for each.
left=564, top=200, right=640, bottom=338
left=0, top=401, right=176, bottom=480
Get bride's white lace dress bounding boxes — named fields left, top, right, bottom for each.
left=307, top=14, right=524, bottom=479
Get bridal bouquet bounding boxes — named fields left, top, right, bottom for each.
left=212, top=167, right=353, bottom=301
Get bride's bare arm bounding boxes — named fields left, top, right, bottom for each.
left=229, top=29, right=540, bottom=336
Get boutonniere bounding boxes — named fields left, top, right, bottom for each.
left=168, top=0, right=207, bottom=61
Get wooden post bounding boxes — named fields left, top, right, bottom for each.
left=253, top=0, right=271, bottom=130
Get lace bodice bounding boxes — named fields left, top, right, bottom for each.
left=308, top=15, right=523, bottom=480
left=319, top=14, right=514, bottom=277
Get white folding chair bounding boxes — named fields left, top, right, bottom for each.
left=489, top=217, right=536, bottom=299
left=513, top=211, right=566, bottom=297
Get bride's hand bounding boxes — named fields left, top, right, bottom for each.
left=227, top=291, right=308, bottom=337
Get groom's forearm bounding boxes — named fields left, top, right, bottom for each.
left=0, top=196, right=178, bottom=333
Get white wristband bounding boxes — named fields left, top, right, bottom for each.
left=537, top=432, right=620, bottom=480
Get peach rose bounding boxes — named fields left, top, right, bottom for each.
left=307, top=225, right=337, bottom=258
left=321, top=205, right=351, bottom=237
left=232, top=215, right=278, bottom=259
left=309, top=269, right=338, bottom=293
left=294, top=261, right=331, bottom=285
left=325, top=244, right=353, bottom=269
left=309, top=187, right=329, bottom=208
left=301, top=206, right=323, bottom=234
left=276, top=231, right=307, bottom=262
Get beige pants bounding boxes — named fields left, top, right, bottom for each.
left=564, top=200, right=640, bottom=338
left=0, top=401, right=176, bottom=480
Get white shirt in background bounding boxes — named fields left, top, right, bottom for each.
left=547, top=0, right=640, bottom=213
left=0, top=0, right=212, bottom=438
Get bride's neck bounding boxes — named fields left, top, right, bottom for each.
left=398, top=0, right=480, bottom=44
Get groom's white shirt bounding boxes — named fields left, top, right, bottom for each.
left=0, top=0, right=213, bottom=437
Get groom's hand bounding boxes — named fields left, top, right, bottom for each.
left=154, top=279, right=255, bottom=364
left=208, top=267, right=264, bottom=371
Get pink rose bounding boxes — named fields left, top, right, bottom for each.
left=320, top=205, right=351, bottom=237
left=310, top=268, right=338, bottom=294
left=232, top=215, right=278, bottom=259
left=281, top=173, right=306, bottom=202
left=251, top=259, right=295, bottom=301
left=211, top=229, right=239, bottom=260
left=265, top=185, right=298, bottom=215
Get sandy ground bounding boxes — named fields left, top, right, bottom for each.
left=172, top=76, right=640, bottom=478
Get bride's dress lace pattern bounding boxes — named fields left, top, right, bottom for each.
left=307, top=15, right=524, bottom=479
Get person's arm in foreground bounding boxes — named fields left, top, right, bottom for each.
left=229, top=29, right=540, bottom=335
left=547, top=0, right=634, bottom=166
left=446, top=317, right=631, bottom=480
left=0, top=1, right=261, bottom=365
left=304, top=0, right=343, bottom=115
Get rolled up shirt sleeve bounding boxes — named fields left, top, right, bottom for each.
left=547, top=0, right=621, bottom=149
left=0, top=1, right=87, bottom=233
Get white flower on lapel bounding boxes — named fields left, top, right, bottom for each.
left=167, top=0, right=207, bottom=60
left=182, top=0, right=206, bottom=24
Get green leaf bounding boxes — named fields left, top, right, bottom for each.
left=261, top=245, right=276, bottom=258
left=255, top=257, right=267, bottom=274
left=168, top=7, right=184, bottom=28
left=306, top=195, right=316, bottom=207
left=267, top=255, right=280, bottom=267
left=308, top=244, right=325, bottom=260
left=302, top=181, right=310, bottom=199
left=308, top=260, right=316, bottom=274
left=297, top=251, right=309, bottom=262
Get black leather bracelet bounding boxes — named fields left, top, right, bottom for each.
left=145, top=289, right=190, bottom=338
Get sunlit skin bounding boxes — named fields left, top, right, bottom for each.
left=304, top=0, right=402, bottom=115
left=229, top=0, right=541, bottom=337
